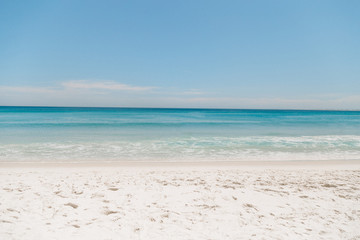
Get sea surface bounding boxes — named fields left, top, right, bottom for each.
left=1, top=106, right=360, bottom=162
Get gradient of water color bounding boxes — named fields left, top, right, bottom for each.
left=1, top=107, right=360, bottom=162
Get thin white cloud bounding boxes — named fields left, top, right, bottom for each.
left=1, top=83, right=360, bottom=110
left=62, top=80, right=155, bottom=91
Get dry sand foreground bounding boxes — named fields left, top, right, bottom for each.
left=0, top=161, right=360, bottom=240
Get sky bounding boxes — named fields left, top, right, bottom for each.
left=0, top=0, right=359, bottom=109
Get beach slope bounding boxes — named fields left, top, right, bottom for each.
left=1, top=161, right=359, bottom=240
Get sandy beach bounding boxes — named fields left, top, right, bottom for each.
left=1, top=161, right=359, bottom=240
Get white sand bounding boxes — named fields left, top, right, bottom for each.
left=1, top=161, right=360, bottom=240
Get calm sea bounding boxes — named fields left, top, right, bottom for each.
left=1, top=106, right=360, bottom=162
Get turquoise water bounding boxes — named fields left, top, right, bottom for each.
left=1, top=106, right=360, bottom=162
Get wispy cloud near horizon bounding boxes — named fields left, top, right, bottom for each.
left=0, top=80, right=155, bottom=94
left=61, top=80, right=155, bottom=91
left=1, top=82, right=360, bottom=110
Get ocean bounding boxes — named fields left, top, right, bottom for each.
left=1, top=106, right=360, bottom=162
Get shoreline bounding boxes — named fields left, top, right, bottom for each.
left=1, top=159, right=360, bottom=170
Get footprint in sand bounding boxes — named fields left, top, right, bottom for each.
left=64, top=203, right=78, bottom=209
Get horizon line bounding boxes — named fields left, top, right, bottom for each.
left=1, top=105, right=360, bottom=112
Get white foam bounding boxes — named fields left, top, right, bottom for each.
left=1, top=135, right=360, bottom=162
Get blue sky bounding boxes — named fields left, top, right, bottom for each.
left=0, top=0, right=359, bottom=109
